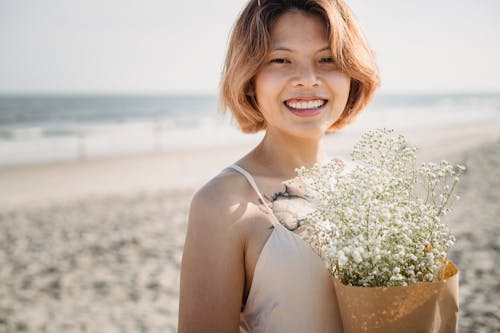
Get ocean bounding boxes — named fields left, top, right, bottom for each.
left=0, top=93, right=499, bottom=166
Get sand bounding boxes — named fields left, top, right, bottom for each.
left=1, top=120, right=499, bottom=332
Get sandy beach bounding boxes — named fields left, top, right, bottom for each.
left=1, top=120, right=500, bottom=332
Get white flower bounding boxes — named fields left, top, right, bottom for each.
left=338, top=250, right=348, bottom=266
left=352, top=249, right=363, bottom=264
left=297, top=128, right=463, bottom=287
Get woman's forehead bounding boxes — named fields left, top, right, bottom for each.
left=270, top=10, right=330, bottom=50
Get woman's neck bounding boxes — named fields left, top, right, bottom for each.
left=251, top=129, right=328, bottom=180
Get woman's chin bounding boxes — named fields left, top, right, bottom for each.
left=274, top=124, right=330, bottom=141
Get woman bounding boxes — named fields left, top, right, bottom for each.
left=179, top=0, right=379, bottom=332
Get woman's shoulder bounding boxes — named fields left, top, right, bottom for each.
left=189, top=166, right=255, bottom=227
left=192, top=167, right=252, bottom=205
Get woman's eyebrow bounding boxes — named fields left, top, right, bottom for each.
left=271, top=46, right=293, bottom=52
left=317, top=46, right=332, bottom=52
left=271, top=46, right=331, bottom=52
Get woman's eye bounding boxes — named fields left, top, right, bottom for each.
left=320, top=57, right=334, bottom=63
left=270, top=58, right=289, bottom=64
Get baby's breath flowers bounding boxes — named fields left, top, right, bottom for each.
left=296, top=128, right=465, bottom=287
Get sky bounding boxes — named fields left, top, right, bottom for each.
left=0, top=0, right=499, bottom=94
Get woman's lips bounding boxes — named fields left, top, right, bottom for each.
left=284, top=99, right=328, bottom=117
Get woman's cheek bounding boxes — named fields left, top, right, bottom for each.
left=257, top=69, right=289, bottom=89
left=327, top=72, right=351, bottom=93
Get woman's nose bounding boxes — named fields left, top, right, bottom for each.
left=291, top=62, right=320, bottom=88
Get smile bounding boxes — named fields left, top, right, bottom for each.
left=285, top=99, right=327, bottom=109
left=284, top=98, right=328, bottom=117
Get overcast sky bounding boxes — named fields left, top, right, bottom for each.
left=0, top=0, right=499, bottom=94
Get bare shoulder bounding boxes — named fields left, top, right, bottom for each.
left=190, top=167, right=253, bottom=228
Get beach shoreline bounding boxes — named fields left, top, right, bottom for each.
left=2, top=119, right=500, bottom=211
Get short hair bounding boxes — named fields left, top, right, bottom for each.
left=219, top=0, right=381, bottom=133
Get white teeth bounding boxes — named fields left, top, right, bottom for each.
left=286, top=99, right=326, bottom=109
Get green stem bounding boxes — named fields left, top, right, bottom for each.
left=436, top=176, right=459, bottom=217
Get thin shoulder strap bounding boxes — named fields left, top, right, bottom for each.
left=229, top=164, right=273, bottom=214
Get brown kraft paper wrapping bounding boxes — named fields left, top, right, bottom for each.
left=332, top=262, right=459, bottom=333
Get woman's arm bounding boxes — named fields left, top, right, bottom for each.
left=178, top=182, right=245, bottom=333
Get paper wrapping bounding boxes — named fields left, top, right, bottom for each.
left=332, top=262, right=459, bottom=333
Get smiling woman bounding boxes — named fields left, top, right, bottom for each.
left=219, top=0, right=380, bottom=134
left=178, top=1, right=380, bottom=332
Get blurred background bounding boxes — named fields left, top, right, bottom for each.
left=0, top=0, right=499, bottom=332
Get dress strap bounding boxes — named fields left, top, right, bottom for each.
left=229, top=164, right=274, bottom=216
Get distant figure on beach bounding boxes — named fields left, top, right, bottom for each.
left=179, top=0, right=379, bottom=331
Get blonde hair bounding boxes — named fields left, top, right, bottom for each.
left=220, top=0, right=381, bottom=133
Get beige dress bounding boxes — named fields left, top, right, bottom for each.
left=229, top=164, right=343, bottom=333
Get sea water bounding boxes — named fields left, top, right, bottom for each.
left=0, top=93, right=499, bottom=166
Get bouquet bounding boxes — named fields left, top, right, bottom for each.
left=296, top=128, right=464, bottom=333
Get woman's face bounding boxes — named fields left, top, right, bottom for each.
left=254, top=10, right=351, bottom=139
